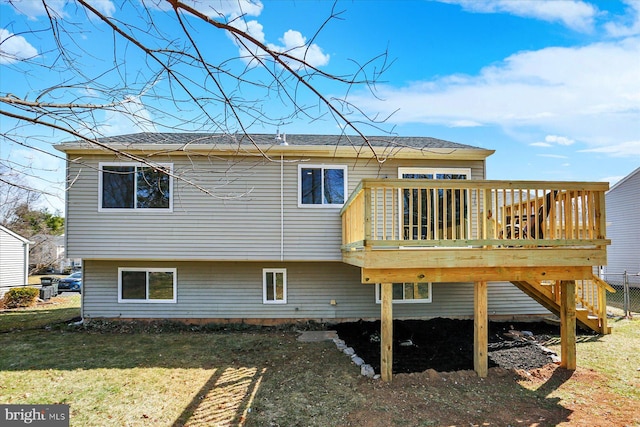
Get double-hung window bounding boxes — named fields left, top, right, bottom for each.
left=375, top=282, right=432, bottom=303
left=263, top=268, right=287, bottom=304
left=298, top=165, right=347, bottom=207
left=99, top=162, right=173, bottom=211
left=118, top=267, right=177, bottom=303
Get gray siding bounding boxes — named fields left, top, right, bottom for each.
left=82, top=260, right=549, bottom=320
left=606, top=168, right=640, bottom=275
left=66, top=154, right=485, bottom=262
left=0, top=228, right=29, bottom=296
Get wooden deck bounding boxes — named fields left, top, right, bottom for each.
left=340, top=179, right=611, bottom=381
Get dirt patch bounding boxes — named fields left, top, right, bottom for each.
left=334, top=318, right=577, bottom=374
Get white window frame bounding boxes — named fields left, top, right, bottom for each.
left=298, top=164, right=348, bottom=208
left=375, top=282, right=433, bottom=304
left=99, top=162, right=174, bottom=212
left=262, top=268, right=287, bottom=304
left=118, top=267, right=177, bottom=303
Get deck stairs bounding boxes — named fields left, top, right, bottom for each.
left=511, top=275, right=615, bottom=334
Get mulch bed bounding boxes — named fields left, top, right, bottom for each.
left=334, top=318, right=584, bottom=374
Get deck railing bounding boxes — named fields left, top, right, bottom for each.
left=341, top=179, right=609, bottom=249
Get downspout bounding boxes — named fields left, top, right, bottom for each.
left=280, top=153, right=284, bottom=261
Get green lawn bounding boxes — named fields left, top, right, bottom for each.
left=1, top=297, right=638, bottom=426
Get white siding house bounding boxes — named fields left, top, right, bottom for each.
left=56, top=133, right=556, bottom=322
left=0, top=225, right=32, bottom=298
left=605, top=167, right=640, bottom=276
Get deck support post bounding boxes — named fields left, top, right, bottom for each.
left=474, top=280, right=488, bottom=377
left=560, top=280, right=577, bottom=370
left=381, top=282, right=393, bottom=382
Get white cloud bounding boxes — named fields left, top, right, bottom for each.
left=161, top=0, right=264, bottom=18
left=538, top=154, right=569, bottom=159
left=145, top=0, right=328, bottom=67
left=3, top=0, right=116, bottom=18
left=86, top=0, right=116, bottom=17
left=347, top=36, right=640, bottom=157
left=267, top=29, right=330, bottom=67
left=530, top=142, right=552, bottom=147
left=227, top=16, right=329, bottom=68
left=545, top=135, right=575, bottom=146
left=439, top=0, right=597, bottom=32
left=96, top=96, right=157, bottom=136
left=0, top=29, right=38, bottom=64
left=605, top=0, right=640, bottom=37
left=580, top=140, right=640, bottom=157
left=2, top=0, right=66, bottom=19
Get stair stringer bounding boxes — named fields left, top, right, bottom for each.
left=510, top=280, right=605, bottom=334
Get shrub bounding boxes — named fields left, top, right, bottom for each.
left=2, top=287, right=40, bottom=309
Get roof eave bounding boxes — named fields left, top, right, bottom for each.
left=54, top=143, right=495, bottom=161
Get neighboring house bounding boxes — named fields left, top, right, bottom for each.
left=605, top=167, right=640, bottom=276
left=0, top=225, right=32, bottom=298
left=53, top=235, right=82, bottom=273
left=57, top=132, right=610, bottom=380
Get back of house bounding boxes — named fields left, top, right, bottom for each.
left=56, top=132, right=551, bottom=323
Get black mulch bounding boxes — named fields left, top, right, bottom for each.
left=333, top=318, right=584, bottom=374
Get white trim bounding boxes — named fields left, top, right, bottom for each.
left=98, top=162, right=174, bottom=212
left=297, top=164, right=348, bottom=208
left=118, top=267, right=177, bottom=303
left=0, top=225, right=33, bottom=244
left=262, top=268, right=287, bottom=304
left=397, top=167, right=472, bottom=179
left=375, top=282, right=433, bottom=304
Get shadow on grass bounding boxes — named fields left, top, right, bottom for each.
left=171, top=366, right=266, bottom=427
left=0, top=307, right=618, bottom=426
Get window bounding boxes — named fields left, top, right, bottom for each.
left=99, top=163, right=173, bottom=211
left=375, top=282, right=432, bottom=303
left=298, top=165, right=347, bottom=207
left=398, top=168, right=471, bottom=240
left=263, top=268, right=287, bottom=304
left=118, top=267, right=177, bottom=303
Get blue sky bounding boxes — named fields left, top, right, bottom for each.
left=1, top=0, right=639, bottom=214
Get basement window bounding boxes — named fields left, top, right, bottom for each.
left=263, top=268, right=287, bottom=304
left=118, top=267, right=177, bottom=303
left=375, top=282, right=432, bottom=303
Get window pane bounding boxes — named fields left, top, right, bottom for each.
left=137, top=167, right=170, bottom=208
left=402, top=173, right=433, bottom=179
left=324, top=168, right=344, bottom=204
left=103, top=166, right=135, bottom=208
left=416, top=283, right=430, bottom=299
left=266, top=272, right=274, bottom=300
left=121, top=271, right=146, bottom=299
left=275, top=272, right=284, bottom=300
left=404, top=283, right=414, bottom=299
left=149, top=271, right=174, bottom=300
left=392, top=283, right=404, bottom=299
left=301, top=168, right=322, bottom=204
left=436, top=174, right=467, bottom=180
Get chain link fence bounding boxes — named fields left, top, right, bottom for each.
left=603, top=271, right=640, bottom=317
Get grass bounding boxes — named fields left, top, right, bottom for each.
left=1, top=297, right=639, bottom=426
left=0, top=297, right=364, bottom=426
left=544, top=317, right=640, bottom=398
left=0, top=294, right=81, bottom=331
